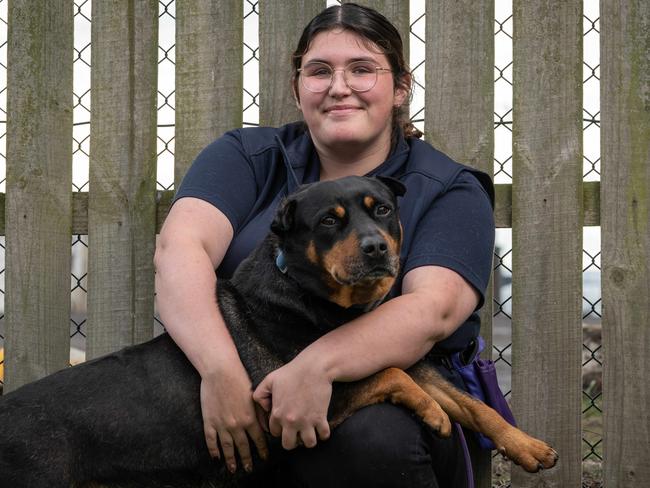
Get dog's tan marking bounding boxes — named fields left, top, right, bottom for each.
left=363, top=195, right=375, bottom=209
left=350, top=276, right=394, bottom=304
left=334, top=206, right=346, bottom=218
left=306, top=240, right=319, bottom=264
left=322, top=232, right=359, bottom=285
left=326, top=276, right=396, bottom=308
left=326, top=280, right=355, bottom=308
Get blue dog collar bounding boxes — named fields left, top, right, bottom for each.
left=275, top=250, right=288, bottom=274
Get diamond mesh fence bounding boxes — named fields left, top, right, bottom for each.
left=0, top=1, right=603, bottom=485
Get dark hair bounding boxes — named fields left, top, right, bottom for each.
left=292, top=3, right=422, bottom=139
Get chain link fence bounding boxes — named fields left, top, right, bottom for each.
left=0, top=1, right=603, bottom=486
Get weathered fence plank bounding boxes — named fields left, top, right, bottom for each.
left=512, top=1, right=583, bottom=486
left=4, top=0, right=73, bottom=392
left=425, top=1, right=495, bottom=485
left=601, top=1, right=650, bottom=486
left=87, top=1, right=158, bottom=359
left=259, top=0, right=324, bottom=127
left=175, top=0, right=243, bottom=187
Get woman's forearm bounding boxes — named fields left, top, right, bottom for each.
left=299, top=265, right=480, bottom=383
left=299, top=293, right=439, bottom=382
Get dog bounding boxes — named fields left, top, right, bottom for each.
left=0, top=176, right=557, bottom=487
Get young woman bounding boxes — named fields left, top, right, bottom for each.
left=155, top=4, right=494, bottom=487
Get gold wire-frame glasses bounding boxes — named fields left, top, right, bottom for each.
left=297, top=61, right=393, bottom=93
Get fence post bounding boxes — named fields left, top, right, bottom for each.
left=601, top=1, right=650, bottom=486
left=87, top=1, right=158, bottom=359
left=512, top=1, right=583, bottom=486
left=175, top=0, right=243, bottom=187
left=4, top=0, right=74, bottom=392
left=259, top=0, right=324, bottom=127
left=425, top=1, right=495, bottom=485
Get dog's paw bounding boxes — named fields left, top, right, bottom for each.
left=420, top=401, right=452, bottom=438
left=497, top=430, right=559, bottom=473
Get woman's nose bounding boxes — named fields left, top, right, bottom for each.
left=328, top=70, right=352, bottom=96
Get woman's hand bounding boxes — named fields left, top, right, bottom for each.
left=253, top=354, right=332, bottom=450
left=201, top=362, right=269, bottom=473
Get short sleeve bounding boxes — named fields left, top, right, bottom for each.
left=403, top=171, right=495, bottom=309
left=173, top=131, right=258, bottom=232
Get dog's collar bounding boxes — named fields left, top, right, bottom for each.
left=275, top=249, right=288, bottom=274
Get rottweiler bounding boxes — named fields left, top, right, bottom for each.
left=0, top=176, right=557, bottom=487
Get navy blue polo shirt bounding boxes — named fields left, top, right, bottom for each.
left=175, top=122, right=495, bottom=353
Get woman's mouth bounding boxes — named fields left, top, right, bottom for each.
left=324, top=105, right=361, bottom=115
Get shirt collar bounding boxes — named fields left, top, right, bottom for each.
left=277, top=122, right=411, bottom=184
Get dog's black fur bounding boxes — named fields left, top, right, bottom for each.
left=0, top=176, right=410, bottom=487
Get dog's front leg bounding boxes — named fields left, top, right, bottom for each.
left=328, top=367, right=452, bottom=436
left=408, top=362, right=558, bottom=473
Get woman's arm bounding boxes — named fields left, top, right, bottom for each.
left=155, top=197, right=267, bottom=473
left=306, top=264, right=480, bottom=380
left=253, top=264, right=479, bottom=450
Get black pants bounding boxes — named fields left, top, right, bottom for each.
left=242, top=403, right=470, bottom=488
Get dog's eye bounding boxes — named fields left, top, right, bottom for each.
left=375, top=205, right=391, bottom=216
left=320, top=215, right=337, bottom=226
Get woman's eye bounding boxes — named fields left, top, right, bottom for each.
left=375, top=205, right=391, bottom=216
left=320, top=216, right=337, bottom=226
left=305, top=65, right=332, bottom=77
left=351, top=65, right=373, bottom=74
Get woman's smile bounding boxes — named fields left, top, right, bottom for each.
left=323, top=104, right=363, bottom=116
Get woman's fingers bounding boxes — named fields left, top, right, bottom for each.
left=316, top=419, right=331, bottom=441
left=231, top=429, right=253, bottom=473
left=281, top=426, right=299, bottom=450
left=199, top=366, right=270, bottom=474
left=204, top=424, right=220, bottom=459
left=279, top=426, right=321, bottom=450
left=214, top=418, right=268, bottom=473
left=217, top=431, right=238, bottom=473
left=299, top=429, right=318, bottom=449
left=248, top=421, right=270, bottom=461
left=269, top=413, right=283, bottom=438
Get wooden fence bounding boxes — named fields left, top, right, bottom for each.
left=1, top=1, right=649, bottom=487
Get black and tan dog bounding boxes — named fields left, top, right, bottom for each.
left=0, top=176, right=557, bottom=487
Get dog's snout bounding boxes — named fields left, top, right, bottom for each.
left=360, top=235, right=388, bottom=258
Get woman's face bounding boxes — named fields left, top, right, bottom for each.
left=295, top=29, right=408, bottom=153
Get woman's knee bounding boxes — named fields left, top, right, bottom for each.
left=335, top=403, right=428, bottom=461
left=282, top=404, right=437, bottom=487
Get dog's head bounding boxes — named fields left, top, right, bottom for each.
left=271, top=176, right=405, bottom=309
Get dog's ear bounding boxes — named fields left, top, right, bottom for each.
left=376, top=176, right=406, bottom=197
left=271, top=197, right=297, bottom=234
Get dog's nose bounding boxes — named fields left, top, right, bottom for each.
left=360, top=235, right=388, bottom=258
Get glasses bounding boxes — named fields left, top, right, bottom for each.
left=297, top=61, right=393, bottom=93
